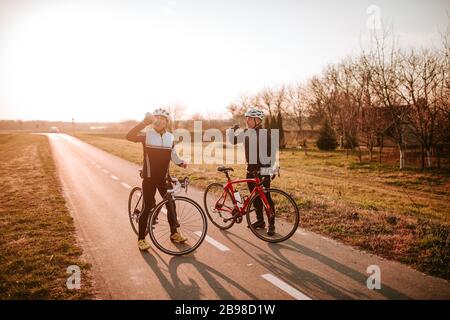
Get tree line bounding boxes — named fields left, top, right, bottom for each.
left=227, top=25, right=450, bottom=169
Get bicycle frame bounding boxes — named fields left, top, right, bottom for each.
left=218, top=175, right=273, bottom=218
left=132, top=174, right=187, bottom=219
left=132, top=182, right=173, bottom=214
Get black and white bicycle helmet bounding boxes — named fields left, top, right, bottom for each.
left=152, top=108, right=170, bottom=120
left=244, top=108, right=264, bottom=120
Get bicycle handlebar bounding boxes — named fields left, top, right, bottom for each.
left=253, top=167, right=281, bottom=185
left=167, top=176, right=190, bottom=194
left=138, top=169, right=189, bottom=194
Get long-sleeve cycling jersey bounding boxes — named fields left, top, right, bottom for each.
left=127, top=125, right=183, bottom=182
left=227, top=125, right=273, bottom=172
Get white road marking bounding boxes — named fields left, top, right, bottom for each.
left=160, top=207, right=224, bottom=252
left=102, top=169, right=109, bottom=174
left=96, top=164, right=102, bottom=169
left=296, top=229, right=308, bottom=236
left=194, top=232, right=230, bottom=252
left=261, top=274, right=312, bottom=300
left=110, top=175, right=119, bottom=180
left=121, top=182, right=131, bottom=189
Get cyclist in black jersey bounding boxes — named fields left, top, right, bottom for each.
left=126, top=108, right=187, bottom=251
left=228, top=108, right=276, bottom=236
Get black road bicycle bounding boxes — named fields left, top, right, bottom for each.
left=128, top=172, right=207, bottom=255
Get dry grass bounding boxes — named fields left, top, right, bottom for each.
left=75, top=132, right=450, bottom=280
left=0, top=134, right=94, bottom=299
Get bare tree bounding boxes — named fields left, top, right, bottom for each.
left=287, top=83, right=309, bottom=149
left=307, top=74, right=338, bottom=126
left=364, top=25, right=408, bottom=169
left=227, top=94, right=256, bottom=124
left=327, top=60, right=365, bottom=159
left=349, top=55, right=390, bottom=162
left=258, top=87, right=276, bottom=117
left=437, top=18, right=450, bottom=155
left=397, top=49, right=444, bottom=168
left=273, top=85, right=287, bottom=114
left=272, top=85, right=288, bottom=147
left=190, top=113, right=204, bottom=121
left=167, top=102, right=186, bottom=129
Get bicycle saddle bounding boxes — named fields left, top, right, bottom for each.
left=217, top=166, right=234, bottom=173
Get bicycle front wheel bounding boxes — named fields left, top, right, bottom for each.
left=246, top=188, right=300, bottom=243
left=148, top=196, right=207, bottom=256
left=128, top=187, right=143, bottom=235
left=203, top=183, right=235, bottom=230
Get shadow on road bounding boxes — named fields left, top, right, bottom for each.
left=139, top=250, right=258, bottom=299
left=220, top=229, right=411, bottom=300
left=277, top=238, right=410, bottom=299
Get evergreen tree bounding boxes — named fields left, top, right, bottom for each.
left=270, top=115, right=278, bottom=130
left=277, top=112, right=286, bottom=149
left=264, top=116, right=271, bottom=129
left=316, top=119, right=337, bottom=150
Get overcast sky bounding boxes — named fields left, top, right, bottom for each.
left=0, top=0, right=448, bottom=122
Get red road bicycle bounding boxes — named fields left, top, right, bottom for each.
left=203, top=166, right=299, bottom=243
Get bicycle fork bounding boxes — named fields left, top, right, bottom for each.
left=257, top=188, right=275, bottom=222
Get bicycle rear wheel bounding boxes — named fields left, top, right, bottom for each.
left=246, top=188, right=299, bottom=243
left=203, top=183, right=235, bottom=230
left=128, top=187, right=143, bottom=235
left=148, top=196, right=207, bottom=256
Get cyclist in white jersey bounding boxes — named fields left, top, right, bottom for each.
left=126, top=108, right=187, bottom=251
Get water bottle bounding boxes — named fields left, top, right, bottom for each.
left=234, top=190, right=243, bottom=208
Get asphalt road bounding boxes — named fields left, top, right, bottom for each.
left=47, top=133, right=450, bottom=300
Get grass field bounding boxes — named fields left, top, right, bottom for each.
left=74, top=132, right=450, bottom=280
left=0, top=133, right=94, bottom=299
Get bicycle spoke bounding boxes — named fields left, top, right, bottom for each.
left=180, top=211, right=197, bottom=224
left=148, top=197, right=206, bottom=255
left=179, top=226, right=200, bottom=233
left=181, top=217, right=201, bottom=227
left=204, top=184, right=236, bottom=230
left=180, top=222, right=202, bottom=229
left=246, top=188, right=299, bottom=243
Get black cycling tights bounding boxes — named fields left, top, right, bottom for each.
left=138, top=178, right=179, bottom=240
left=246, top=172, right=275, bottom=225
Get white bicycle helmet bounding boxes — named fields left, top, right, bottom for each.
left=244, top=108, right=264, bottom=120
left=152, top=108, right=170, bottom=120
